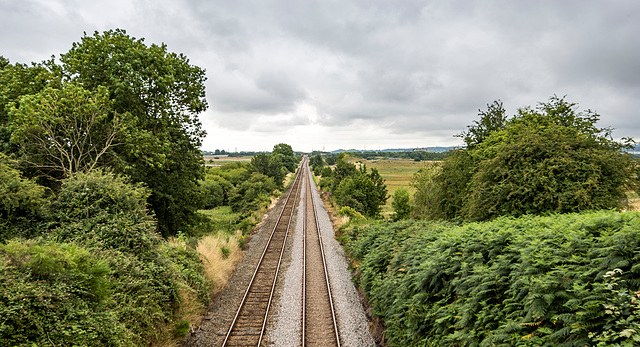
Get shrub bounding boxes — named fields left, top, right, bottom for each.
left=48, top=170, right=148, bottom=221
left=0, top=239, right=134, bottom=346
left=346, top=211, right=640, bottom=346
left=0, top=153, right=46, bottom=217
left=391, top=187, right=412, bottom=221
left=229, top=172, right=276, bottom=213
left=413, top=96, right=640, bottom=221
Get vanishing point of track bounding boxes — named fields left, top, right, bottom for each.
left=222, top=157, right=340, bottom=346
left=221, top=161, right=302, bottom=346
left=302, top=159, right=341, bottom=347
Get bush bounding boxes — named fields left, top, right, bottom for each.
left=346, top=211, right=640, bottom=346
left=334, top=167, right=387, bottom=217
left=0, top=153, right=46, bottom=221
left=229, top=172, right=277, bottom=213
left=49, top=170, right=148, bottom=222
left=391, top=188, right=412, bottom=221
left=199, top=176, right=233, bottom=209
left=412, top=96, right=640, bottom=221
left=17, top=169, right=212, bottom=344
left=0, top=239, right=134, bottom=346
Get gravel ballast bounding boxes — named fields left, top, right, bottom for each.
left=188, top=169, right=375, bottom=346
left=266, top=172, right=375, bottom=346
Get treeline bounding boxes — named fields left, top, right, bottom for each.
left=313, top=150, right=450, bottom=162
left=201, top=143, right=298, bottom=216
left=310, top=153, right=388, bottom=218
left=338, top=96, right=640, bottom=346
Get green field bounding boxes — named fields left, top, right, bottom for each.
left=358, top=158, right=436, bottom=214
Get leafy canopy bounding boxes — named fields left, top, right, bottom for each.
left=413, top=95, right=639, bottom=221
left=9, top=83, right=130, bottom=179
left=58, top=29, right=208, bottom=236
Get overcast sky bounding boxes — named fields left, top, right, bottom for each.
left=2, top=0, right=639, bottom=152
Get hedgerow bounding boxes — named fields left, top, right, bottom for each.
left=0, top=170, right=210, bottom=345
left=344, top=210, right=640, bottom=346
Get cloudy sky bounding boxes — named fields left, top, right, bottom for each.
left=2, top=0, right=639, bottom=152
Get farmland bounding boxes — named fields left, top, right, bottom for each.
left=355, top=158, right=435, bottom=214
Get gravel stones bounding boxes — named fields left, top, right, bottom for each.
left=187, top=171, right=375, bottom=346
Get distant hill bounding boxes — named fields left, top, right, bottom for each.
left=330, top=146, right=456, bottom=154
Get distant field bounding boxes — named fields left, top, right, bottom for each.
left=359, top=158, right=437, bottom=214
left=204, top=156, right=252, bottom=166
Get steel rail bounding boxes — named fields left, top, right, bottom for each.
left=221, top=162, right=304, bottom=347
left=302, top=159, right=308, bottom=347
left=302, top=160, right=341, bottom=347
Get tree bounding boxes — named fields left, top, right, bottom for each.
left=391, top=188, right=412, bottom=221
left=229, top=173, right=277, bottom=213
left=271, top=143, right=296, bottom=172
left=0, top=59, right=60, bottom=155
left=9, top=83, right=129, bottom=179
left=413, top=96, right=640, bottom=221
left=334, top=165, right=388, bottom=217
left=310, top=154, right=324, bottom=176
left=457, top=100, right=508, bottom=148
left=251, top=152, right=286, bottom=186
left=464, top=98, right=639, bottom=219
left=59, top=29, right=208, bottom=236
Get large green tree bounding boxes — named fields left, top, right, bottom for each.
left=334, top=164, right=388, bottom=217
left=271, top=143, right=296, bottom=172
left=251, top=152, right=286, bottom=187
left=0, top=58, right=61, bottom=155
left=413, top=96, right=639, bottom=221
left=58, top=29, right=208, bottom=236
left=9, top=83, right=129, bottom=179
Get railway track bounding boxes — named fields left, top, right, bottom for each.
left=221, top=157, right=340, bottom=346
left=302, top=160, right=341, bottom=347
left=222, top=163, right=303, bottom=346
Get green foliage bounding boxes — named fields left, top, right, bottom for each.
left=590, top=269, right=640, bottom=346
left=413, top=96, right=640, bottom=221
left=0, top=153, right=46, bottom=221
left=391, top=187, right=412, bottom=221
left=49, top=170, right=148, bottom=222
left=343, top=211, right=640, bottom=346
left=321, top=156, right=388, bottom=217
left=251, top=152, right=286, bottom=187
left=208, top=162, right=251, bottom=185
left=59, top=29, right=208, bottom=237
left=0, top=239, right=134, bottom=346
left=197, top=206, right=242, bottom=234
left=334, top=166, right=388, bottom=217
left=28, top=169, right=210, bottom=344
left=411, top=148, right=477, bottom=221
left=8, top=83, right=130, bottom=180
left=309, top=153, right=324, bottom=175
left=229, top=172, right=277, bottom=214
left=199, top=175, right=233, bottom=209
left=0, top=59, right=60, bottom=155
left=339, top=206, right=367, bottom=221
left=271, top=143, right=296, bottom=172
left=457, top=99, right=508, bottom=148
left=173, top=320, right=190, bottom=338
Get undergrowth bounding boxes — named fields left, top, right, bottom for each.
left=342, top=210, right=640, bottom=346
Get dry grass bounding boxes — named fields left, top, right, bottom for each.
left=197, top=231, right=244, bottom=296
left=154, top=233, right=244, bottom=347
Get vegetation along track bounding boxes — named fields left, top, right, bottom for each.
left=222, top=162, right=303, bottom=346
left=302, top=159, right=341, bottom=347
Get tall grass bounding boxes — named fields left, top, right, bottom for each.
left=197, top=231, right=244, bottom=296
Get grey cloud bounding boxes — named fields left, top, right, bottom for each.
left=2, top=0, right=640, bottom=151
